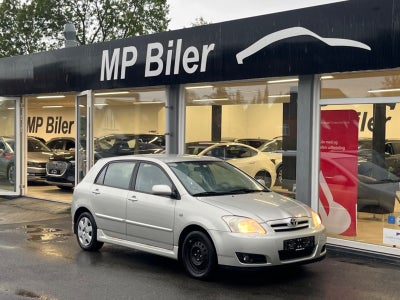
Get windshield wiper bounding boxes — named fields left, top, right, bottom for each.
left=193, top=191, right=224, bottom=197
left=228, top=188, right=264, bottom=194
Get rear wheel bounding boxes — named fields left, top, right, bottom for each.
left=276, top=165, right=283, bottom=186
left=75, top=212, right=103, bottom=251
left=255, top=171, right=272, bottom=188
left=181, top=231, right=217, bottom=279
left=7, top=165, right=15, bottom=185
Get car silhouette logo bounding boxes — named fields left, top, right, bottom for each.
left=236, top=26, right=371, bottom=64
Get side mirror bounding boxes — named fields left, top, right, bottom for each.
left=152, top=184, right=176, bottom=198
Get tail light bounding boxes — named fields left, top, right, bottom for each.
left=4, top=153, right=13, bottom=159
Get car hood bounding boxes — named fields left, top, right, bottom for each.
left=28, top=151, right=53, bottom=162
left=198, top=192, right=311, bottom=222
left=50, top=151, right=75, bottom=161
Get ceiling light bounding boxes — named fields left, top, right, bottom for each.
left=268, top=95, right=290, bottom=98
left=42, top=105, right=64, bottom=108
left=94, top=91, right=129, bottom=96
left=185, top=85, right=213, bottom=90
left=267, top=78, right=299, bottom=84
left=321, top=75, right=334, bottom=80
left=192, top=98, right=229, bottom=102
left=133, top=101, right=164, bottom=104
left=368, top=88, right=400, bottom=93
left=94, top=103, right=108, bottom=106
left=36, top=95, right=65, bottom=99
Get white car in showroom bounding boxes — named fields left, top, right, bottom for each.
left=197, top=142, right=277, bottom=188
left=71, top=155, right=326, bottom=279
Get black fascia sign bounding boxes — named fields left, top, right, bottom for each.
left=0, top=0, right=399, bottom=95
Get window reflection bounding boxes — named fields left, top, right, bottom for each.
left=93, top=88, right=166, bottom=160
left=320, top=102, right=400, bottom=248
left=185, top=78, right=298, bottom=194
left=321, top=69, right=400, bottom=98
left=0, top=99, right=16, bottom=191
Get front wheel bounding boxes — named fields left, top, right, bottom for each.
left=181, top=231, right=217, bottom=279
left=75, top=212, right=103, bottom=251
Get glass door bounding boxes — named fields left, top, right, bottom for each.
left=0, top=97, right=21, bottom=195
left=76, top=91, right=93, bottom=184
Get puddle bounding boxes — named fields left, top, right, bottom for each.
left=24, top=224, right=72, bottom=242
left=15, top=289, right=40, bottom=298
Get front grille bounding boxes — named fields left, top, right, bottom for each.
left=46, top=161, right=68, bottom=176
left=268, top=217, right=310, bottom=232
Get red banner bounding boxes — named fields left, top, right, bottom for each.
left=319, top=110, right=359, bottom=236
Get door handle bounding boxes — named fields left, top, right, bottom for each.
left=92, top=189, right=100, bottom=195
left=128, top=196, right=138, bottom=202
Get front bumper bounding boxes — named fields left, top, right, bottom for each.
left=208, top=226, right=326, bottom=268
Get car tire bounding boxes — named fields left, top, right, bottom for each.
left=7, top=165, right=15, bottom=185
left=255, top=172, right=272, bottom=188
left=276, top=165, right=283, bottom=186
left=181, top=231, right=217, bottom=280
left=75, top=212, right=104, bottom=251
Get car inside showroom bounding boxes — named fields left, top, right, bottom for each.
left=1, top=0, right=400, bottom=260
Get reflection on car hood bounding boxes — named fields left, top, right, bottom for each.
left=199, top=192, right=310, bottom=221
left=28, top=151, right=53, bottom=162
left=50, top=151, right=75, bottom=161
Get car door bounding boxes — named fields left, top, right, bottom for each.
left=89, top=161, right=136, bottom=240
left=226, top=145, right=260, bottom=177
left=126, top=162, right=176, bottom=250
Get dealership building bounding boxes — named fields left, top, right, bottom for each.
left=1, top=0, right=400, bottom=258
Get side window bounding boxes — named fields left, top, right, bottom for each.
left=237, top=146, right=256, bottom=158
left=65, top=140, right=75, bottom=150
left=135, top=163, right=172, bottom=194
left=0, top=141, right=4, bottom=151
left=206, top=146, right=225, bottom=159
left=97, top=161, right=136, bottom=190
left=48, top=140, right=63, bottom=150
left=391, top=142, right=400, bottom=155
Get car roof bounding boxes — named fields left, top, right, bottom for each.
left=96, top=154, right=222, bottom=164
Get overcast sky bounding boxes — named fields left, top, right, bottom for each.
left=167, top=0, right=347, bottom=30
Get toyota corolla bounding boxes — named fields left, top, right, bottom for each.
left=71, top=155, right=326, bottom=279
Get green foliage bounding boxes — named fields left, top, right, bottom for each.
left=0, top=0, right=169, bottom=57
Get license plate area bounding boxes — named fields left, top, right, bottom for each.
left=284, top=236, right=315, bottom=251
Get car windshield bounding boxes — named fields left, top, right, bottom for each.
left=28, top=138, right=52, bottom=152
left=168, top=160, right=267, bottom=196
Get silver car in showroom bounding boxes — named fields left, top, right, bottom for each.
left=71, top=155, right=326, bottom=279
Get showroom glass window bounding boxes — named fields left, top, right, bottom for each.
left=184, top=78, right=299, bottom=194
left=320, top=70, right=400, bottom=249
left=0, top=99, right=16, bottom=192
left=93, top=88, right=166, bottom=160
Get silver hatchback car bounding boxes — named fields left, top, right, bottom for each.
left=71, top=155, right=326, bottom=279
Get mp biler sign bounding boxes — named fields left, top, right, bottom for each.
left=0, top=0, right=399, bottom=95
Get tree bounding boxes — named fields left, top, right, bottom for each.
left=190, top=17, right=211, bottom=27
left=0, top=0, right=169, bottom=57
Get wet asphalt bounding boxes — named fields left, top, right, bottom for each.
left=0, top=196, right=399, bottom=300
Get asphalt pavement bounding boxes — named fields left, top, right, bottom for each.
left=1, top=196, right=400, bottom=300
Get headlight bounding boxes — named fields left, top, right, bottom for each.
left=311, top=210, right=322, bottom=227
left=222, top=216, right=266, bottom=234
